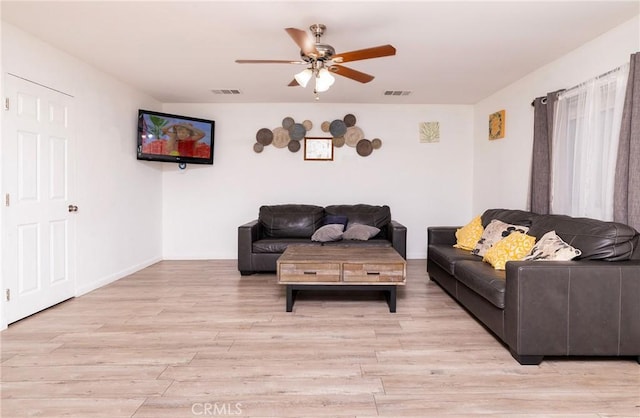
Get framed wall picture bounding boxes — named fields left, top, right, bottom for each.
left=304, top=137, right=334, bottom=161
left=489, top=110, right=506, bottom=140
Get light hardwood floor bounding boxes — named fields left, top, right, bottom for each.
left=1, top=260, right=638, bottom=417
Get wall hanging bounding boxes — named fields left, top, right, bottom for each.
left=253, top=113, right=382, bottom=158
left=419, top=121, right=440, bottom=143
left=489, top=110, right=506, bottom=140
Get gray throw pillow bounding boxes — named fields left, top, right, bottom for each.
left=343, top=223, right=380, bottom=241
left=311, top=224, right=344, bottom=242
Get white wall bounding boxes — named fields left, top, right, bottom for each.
left=1, top=23, right=164, bottom=328
left=471, top=15, right=640, bottom=214
left=161, top=103, right=474, bottom=260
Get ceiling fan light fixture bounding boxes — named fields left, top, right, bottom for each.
left=315, top=68, right=335, bottom=92
left=294, top=68, right=313, bottom=88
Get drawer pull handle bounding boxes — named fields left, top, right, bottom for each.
left=303, top=271, right=317, bottom=275
left=367, top=272, right=380, bottom=275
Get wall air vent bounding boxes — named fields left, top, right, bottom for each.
left=384, top=90, right=412, bottom=96
left=211, top=89, right=242, bottom=95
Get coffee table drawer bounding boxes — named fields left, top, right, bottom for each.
left=278, top=263, right=341, bottom=282
left=343, top=263, right=405, bottom=283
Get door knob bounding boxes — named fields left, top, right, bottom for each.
left=68, top=205, right=78, bottom=212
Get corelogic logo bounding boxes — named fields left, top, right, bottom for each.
left=192, top=402, right=243, bottom=416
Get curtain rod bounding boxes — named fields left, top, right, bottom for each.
left=530, top=64, right=625, bottom=107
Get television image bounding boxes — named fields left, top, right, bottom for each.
left=137, top=109, right=215, bottom=165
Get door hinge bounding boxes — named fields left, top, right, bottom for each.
left=4, top=98, right=9, bottom=111
left=5, top=194, right=9, bottom=207
left=5, top=289, right=10, bottom=302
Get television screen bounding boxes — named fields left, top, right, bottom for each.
left=137, top=109, right=215, bottom=165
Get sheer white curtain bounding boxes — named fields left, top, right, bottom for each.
left=551, top=64, right=629, bottom=220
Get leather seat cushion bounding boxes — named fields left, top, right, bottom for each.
left=454, top=260, right=506, bottom=309
left=428, top=244, right=481, bottom=275
left=252, top=239, right=319, bottom=254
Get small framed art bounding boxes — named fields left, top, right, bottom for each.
left=304, top=137, right=334, bottom=161
left=489, top=110, right=505, bottom=140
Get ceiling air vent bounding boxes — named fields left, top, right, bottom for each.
left=211, top=89, right=242, bottom=95
left=384, top=90, right=412, bottom=96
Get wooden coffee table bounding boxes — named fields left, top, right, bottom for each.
left=277, top=245, right=406, bottom=312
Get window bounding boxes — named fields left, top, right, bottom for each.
left=550, top=65, right=629, bottom=220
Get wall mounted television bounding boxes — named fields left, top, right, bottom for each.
left=137, top=109, right=215, bottom=165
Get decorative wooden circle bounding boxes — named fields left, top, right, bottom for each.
left=321, top=121, right=331, bottom=132
left=288, top=123, right=306, bottom=141
left=371, top=138, right=382, bottom=149
left=253, top=142, right=264, bottom=153
left=272, top=127, right=290, bottom=148
left=333, top=136, right=345, bottom=147
left=282, top=117, right=295, bottom=129
left=256, top=128, right=273, bottom=146
left=356, top=139, right=373, bottom=156
left=343, top=113, right=357, bottom=127
left=344, top=126, right=364, bottom=147
left=287, top=140, right=301, bottom=152
left=329, top=119, right=347, bottom=137
left=302, top=120, right=313, bottom=131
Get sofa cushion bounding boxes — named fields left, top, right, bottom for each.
left=324, top=204, right=391, bottom=231
left=259, top=204, right=324, bottom=238
left=428, top=244, right=482, bottom=275
left=454, top=215, right=484, bottom=251
left=472, top=219, right=530, bottom=257
left=455, top=260, right=506, bottom=309
left=343, top=223, right=380, bottom=240
left=322, top=239, right=392, bottom=248
left=483, top=232, right=536, bottom=270
left=523, top=230, right=582, bottom=261
left=311, top=224, right=344, bottom=242
left=323, top=215, right=348, bottom=228
left=528, top=214, right=639, bottom=261
left=252, top=238, right=320, bottom=254
left=481, top=209, right=536, bottom=228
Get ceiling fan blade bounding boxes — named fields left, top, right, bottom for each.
left=235, top=59, right=304, bottom=64
left=332, top=44, right=396, bottom=63
left=288, top=79, right=300, bottom=87
left=285, top=27, right=319, bottom=57
left=329, top=65, right=375, bottom=83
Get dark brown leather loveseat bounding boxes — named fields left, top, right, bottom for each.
left=427, top=209, right=640, bottom=365
left=238, top=204, right=407, bottom=275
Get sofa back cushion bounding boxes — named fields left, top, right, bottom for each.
left=259, top=204, right=324, bottom=238
left=528, top=214, right=639, bottom=261
left=325, top=204, right=391, bottom=228
left=481, top=209, right=536, bottom=228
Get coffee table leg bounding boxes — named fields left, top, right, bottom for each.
left=286, top=285, right=295, bottom=312
left=386, top=286, right=397, bottom=313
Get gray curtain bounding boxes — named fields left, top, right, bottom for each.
left=529, top=91, right=561, bottom=214
left=614, top=52, right=640, bottom=232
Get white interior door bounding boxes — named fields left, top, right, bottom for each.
left=2, top=74, right=76, bottom=324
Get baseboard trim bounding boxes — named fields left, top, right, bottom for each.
left=75, top=256, right=162, bottom=297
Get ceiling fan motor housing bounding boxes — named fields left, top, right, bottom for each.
left=301, top=43, right=335, bottom=62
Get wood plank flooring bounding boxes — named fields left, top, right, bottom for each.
left=1, top=260, right=638, bottom=417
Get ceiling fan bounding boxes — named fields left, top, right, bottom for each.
left=235, top=24, right=396, bottom=94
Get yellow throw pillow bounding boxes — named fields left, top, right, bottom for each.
left=483, top=232, right=536, bottom=270
left=454, top=215, right=484, bottom=251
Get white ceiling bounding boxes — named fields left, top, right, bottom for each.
left=2, top=1, right=638, bottom=104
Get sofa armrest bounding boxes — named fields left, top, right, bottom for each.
left=387, top=220, right=407, bottom=259
left=238, top=219, right=260, bottom=274
left=427, top=226, right=459, bottom=247
left=504, top=260, right=640, bottom=358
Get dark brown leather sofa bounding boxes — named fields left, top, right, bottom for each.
left=238, top=204, right=407, bottom=275
left=427, top=209, right=640, bottom=365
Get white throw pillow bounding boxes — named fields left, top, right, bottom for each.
left=472, top=219, right=530, bottom=257
left=523, top=230, right=582, bottom=261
